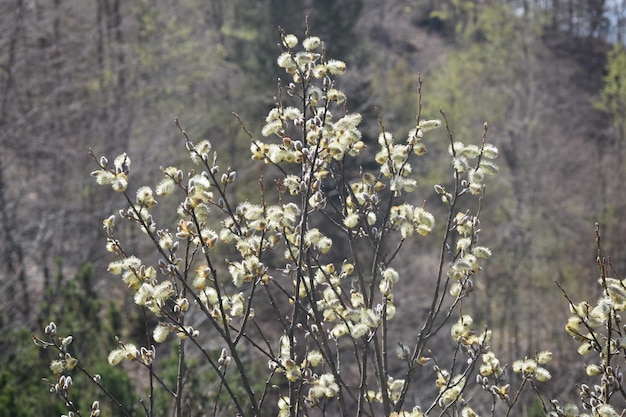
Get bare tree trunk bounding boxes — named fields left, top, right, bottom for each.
left=0, top=158, right=30, bottom=327
left=0, top=0, right=31, bottom=327
left=0, top=0, right=23, bottom=121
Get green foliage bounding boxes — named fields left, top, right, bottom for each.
left=595, top=43, right=626, bottom=138
left=11, top=264, right=137, bottom=417
left=425, top=3, right=534, bottom=135
left=421, top=1, right=602, bottom=362
left=41, top=264, right=102, bottom=339
left=0, top=328, right=64, bottom=417
left=428, top=0, right=479, bottom=37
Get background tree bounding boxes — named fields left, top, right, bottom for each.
left=417, top=4, right=607, bottom=404
left=0, top=264, right=135, bottom=417
left=594, top=43, right=626, bottom=272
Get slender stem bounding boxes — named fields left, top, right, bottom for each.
left=175, top=337, right=185, bottom=417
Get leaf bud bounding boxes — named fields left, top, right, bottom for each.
left=45, top=322, right=57, bottom=336
left=178, top=298, right=189, bottom=312
left=282, top=34, right=298, bottom=49
left=302, top=36, right=321, bottom=51
left=420, top=119, right=441, bottom=130
left=32, top=336, right=43, bottom=347
left=61, top=375, right=72, bottom=390
left=586, top=364, right=603, bottom=376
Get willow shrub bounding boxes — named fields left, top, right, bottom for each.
left=33, top=29, right=626, bottom=417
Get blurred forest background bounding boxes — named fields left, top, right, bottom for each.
left=2, top=0, right=626, bottom=415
